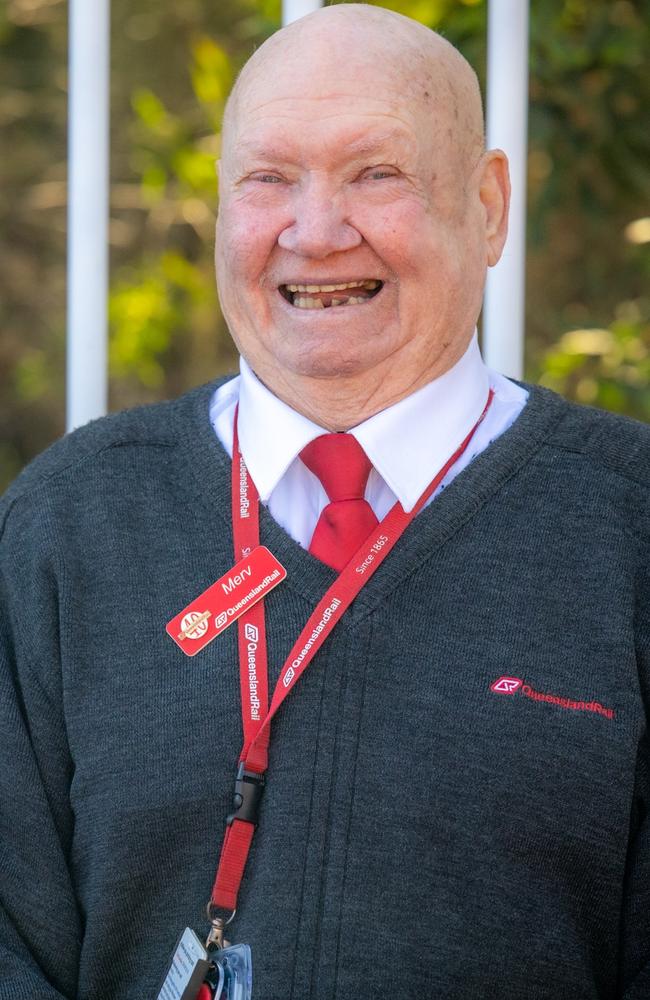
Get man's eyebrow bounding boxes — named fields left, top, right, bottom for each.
left=235, top=127, right=412, bottom=162
left=234, top=139, right=295, bottom=162
left=342, top=129, right=412, bottom=157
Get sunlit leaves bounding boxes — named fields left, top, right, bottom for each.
left=132, top=88, right=170, bottom=133
left=191, top=36, right=233, bottom=107
left=625, top=218, right=650, bottom=245
left=540, top=304, right=650, bottom=419
left=171, top=146, right=218, bottom=194
left=109, top=251, right=216, bottom=390
left=109, top=269, right=173, bottom=389
left=371, top=0, right=447, bottom=24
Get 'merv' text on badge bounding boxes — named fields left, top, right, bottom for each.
left=222, top=564, right=252, bottom=593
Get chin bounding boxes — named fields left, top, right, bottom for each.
left=276, top=326, right=394, bottom=381
left=281, top=348, right=375, bottom=381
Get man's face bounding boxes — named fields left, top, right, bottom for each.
left=215, top=51, right=488, bottom=391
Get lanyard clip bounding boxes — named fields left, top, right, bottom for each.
left=226, top=763, right=266, bottom=827
left=205, top=903, right=235, bottom=951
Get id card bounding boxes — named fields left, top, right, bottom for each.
left=204, top=944, right=253, bottom=1000
left=156, top=927, right=212, bottom=1000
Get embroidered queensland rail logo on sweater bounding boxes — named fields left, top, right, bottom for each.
left=490, top=676, right=615, bottom=720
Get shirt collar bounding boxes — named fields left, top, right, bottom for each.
left=237, top=332, right=490, bottom=511
left=237, top=358, right=328, bottom=503
left=352, top=333, right=490, bottom=511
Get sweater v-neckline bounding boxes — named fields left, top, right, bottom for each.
left=173, top=377, right=569, bottom=615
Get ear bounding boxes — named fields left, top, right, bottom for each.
left=478, top=150, right=510, bottom=267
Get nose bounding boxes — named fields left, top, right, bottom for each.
left=277, top=179, right=362, bottom=258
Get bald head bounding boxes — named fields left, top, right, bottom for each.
left=222, top=4, right=485, bottom=168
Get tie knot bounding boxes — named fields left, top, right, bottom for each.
left=300, top=434, right=372, bottom=502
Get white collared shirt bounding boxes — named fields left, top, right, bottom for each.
left=210, top=334, right=528, bottom=549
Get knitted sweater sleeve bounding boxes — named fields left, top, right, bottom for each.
left=619, top=531, right=650, bottom=1000
left=0, top=491, right=80, bottom=999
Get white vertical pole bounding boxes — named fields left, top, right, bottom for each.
left=282, top=0, right=322, bottom=27
left=483, top=0, right=529, bottom=379
left=66, top=0, right=110, bottom=431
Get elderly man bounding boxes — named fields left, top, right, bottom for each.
left=1, top=5, right=649, bottom=999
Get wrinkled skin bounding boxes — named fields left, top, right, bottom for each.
left=215, top=4, right=510, bottom=430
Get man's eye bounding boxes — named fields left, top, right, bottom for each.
left=360, top=167, right=398, bottom=181
left=251, top=173, right=283, bottom=184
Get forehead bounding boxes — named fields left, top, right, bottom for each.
left=239, top=103, right=419, bottom=154
left=229, top=89, right=436, bottom=167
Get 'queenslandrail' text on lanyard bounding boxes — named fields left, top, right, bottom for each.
left=209, top=390, right=494, bottom=919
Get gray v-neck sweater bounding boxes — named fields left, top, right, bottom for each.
left=1, top=379, right=649, bottom=1000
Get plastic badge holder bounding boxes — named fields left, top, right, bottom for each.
left=206, top=944, right=253, bottom=1000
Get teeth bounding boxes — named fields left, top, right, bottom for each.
left=286, top=280, right=380, bottom=293
left=294, top=296, right=325, bottom=309
left=293, top=294, right=368, bottom=309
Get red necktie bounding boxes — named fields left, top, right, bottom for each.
left=300, top=434, right=379, bottom=572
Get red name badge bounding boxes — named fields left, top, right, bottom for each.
left=166, top=546, right=286, bottom=657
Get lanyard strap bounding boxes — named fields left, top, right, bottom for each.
left=210, top=391, right=494, bottom=915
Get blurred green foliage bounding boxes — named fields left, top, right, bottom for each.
left=1, top=0, right=648, bottom=491
left=540, top=303, right=650, bottom=420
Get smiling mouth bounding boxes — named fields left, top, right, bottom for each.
left=279, top=279, right=383, bottom=309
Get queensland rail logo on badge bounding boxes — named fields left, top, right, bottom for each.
left=166, top=546, right=287, bottom=657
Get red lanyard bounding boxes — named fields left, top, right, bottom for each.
left=209, top=391, right=494, bottom=918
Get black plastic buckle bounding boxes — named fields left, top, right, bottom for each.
left=226, top=763, right=266, bottom=827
